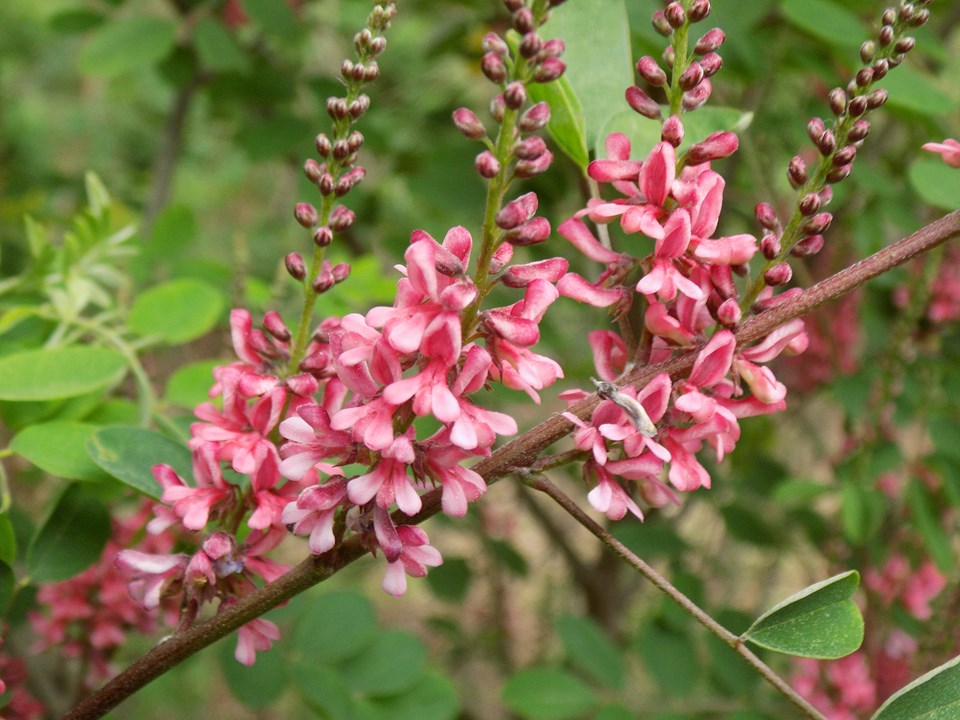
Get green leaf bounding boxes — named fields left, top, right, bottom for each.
left=527, top=75, right=589, bottom=170
left=742, top=571, right=863, bottom=659
left=217, top=634, right=287, bottom=709
left=193, top=18, right=250, bottom=74
left=502, top=667, right=598, bottom=720
left=634, top=621, right=699, bottom=694
left=0, top=347, right=126, bottom=401
left=129, top=278, right=225, bottom=345
left=242, top=0, right=300, bottom=38
left=488, top=538, right=529, bottom=576
left=906, top=481, right=953, bottom=572
left=909, top=159, right=960, bottom=212
left=596, top=705, right=635, bottom=720
left=0, top=513, right=15, bottom=565
left=294, top=591, right=378, bottom=664
left=79, top=16, right=177, bottom=77
left=87, top=427, right=193, bottom=500
left=164, top=360, right=222, bottom=409
left=339, top=630, right=427, bottom=697
left=780, top=0, right=865, bottom=50
left=881, top=64, right=955, bottom=118
left=368, top=672, right=460, bottom=720
left=27, top=484, right=111, bottom=582
left=425, top=556, right=471, bottom=601
left=49, top=9, right=105, bottom=34
left=773, top=478, right=831, bottom=506
left=871, top=654, right=960, bottom=720
left=680, top=106, right=754, bottom=150
left=0, top=558, right=13, bottom=616
left=290, top=662, right=354, bottom=717
left=11, top=421, right=108, bottom=481
left=543, top=0, right=632, bottom=148
left=557, top=615, right=625, bottom=690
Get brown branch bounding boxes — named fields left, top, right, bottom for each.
left=63, top=210, right=960, bottom=720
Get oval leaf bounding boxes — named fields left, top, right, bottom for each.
left=79, top=16, right=177, bottom=77
left=129, top=278, right=225, bottom=344
left=11, top=421, right=108, bottom=481
left=871, top=654, right=960, bottom=720
left=742, top=571, right=863, bottom=659
left=27, top=484, right=111, bottom=582
left=909, top=159, right=960, bottom=212
left=781, top=0, right=865, bottom=49
left=0, top=347, right=126, bottom=401
left=368, top=671, right=460, bottom=720
left=339, top=630, right=427, bottom=697
left=294, top=591, right=378, bottom=665
left=527, top=75, right=589, bottom=170
left=502, top=667, right=598, bottom=720
left=87, top=427, right=193, bottom=500
left=557, top=615, right=625, bottom=690
left=165, top=360, right=222, bottom=409
left=217, top=634, right=287, bottom=709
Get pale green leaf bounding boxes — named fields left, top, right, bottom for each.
left=0, top=347, right=126, bottom=401
left=11, top=421, right=107, bottom=481
left=79, top=16, right=177, bottom=77
left=129, top=278, right=225, bottom=344
left=871, top=654, right=960, bottom=720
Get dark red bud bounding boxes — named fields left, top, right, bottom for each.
left=662, top=46, right=675, bottom=68
left=504, top=81, right=528, bottom=109
left=332, top=139, right=350, bottom=160
left=879, top=25, right=894, bottom=46
left=798, top=192, right=821, bottom=216
left=679, top=62, right=704, bottom=91
left=313, top=226, right=333, bottom=247
left=348, top=95, right=369, bottom=119
left=847, top=119, right=870, bottom=142
left=482, top=32, right=508, bottom=56
left=285, top=253, right=306, bottom=280
left=519, top=102, right=551, bottom=131
left=860, top=40, right=876, bottom=63
left=688, top=0, right=711, bottom=22
left=661, top=114, right=684, bottom=146
left=453, top=108, right=486, bottom=140
left=833, top=146, right=857, bottom=166
left=636, top=56, right=667, bottom=86
left=625, top=86, right=662, bottom=120
left=828, top=87, right=847, bottom=115
left=312, top=271, right=335, bottom=294
left=910, top=9, right=929, bottom=26
left=856, top=67, right=873, bottom=87
left=827, top=164, right=852, bottom=183
left=760, top=233, right=782, bottom=260
left=787, top=155, right=808, bottom=188
left=816, top=130, right=836, bottom=156
left=694, top=28, right=725, bottom=54
left=263, top=311, right=290, bottom=342
left=533, top=57, right=566, bottom=83
left=790, top=234, right=825, bottom=257
left=295, top=203, right=318, bottom=228
left=481, top=53, right=507, bottom=83
left=682, top=80, right=712, bottom=110
left=304, top=159, right=322, bottom=183
left=496, top=192, right=539, bottom=230
left=490, top=95, right=506, bottom=122
left=872, top=59, right=889, bottom=80
left=332, top=263, right=350, bottom=283
left=475, top=150, right=501, bottom=179
left=515, top=150, right=553, bottom=178
left=665, top=2, right=686, bottom=28
left=315, top=133, right=332, bottom=157
left=542, top=38, right=565, bottom=57
left=513, top=7, right=536, bottom=34
left=895, top=36, right=916, bottom=54
left=764, top=262, right=793, bottom=287
left=318, top=173, right=334, bottom=196
left=513, top=136, right=547, bottom=160
left=699, top=52, right=723, bottom=77
left=347, top=131, right=364, bottom=152
left=848, top=96, right=868, bottom=117
left=434, top=246, right=465, bottom=277
left=519, top=32, right=543, bottom=59
left=717, top=298, right=741, bottom=327
left=755, top=202, right=780, bottom=231
left=802, top=212, right=833, bottom=235
left=329, top=205, right=355, bottom=232
left=686, top=131, right=738, bottom=164
left=806, top=117, right=826, bottom=143
left=710, top=264, right=737, bottom=299
left=652, top=10, right=672, bottom=36
left=867, top=88, right=887, bottom=109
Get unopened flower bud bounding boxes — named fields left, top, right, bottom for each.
left=519, top=102, right=551, bottom=131
left=787, top=155, right=808, bottom=188
left=818, top=186, right=833, bottom=206
left=304, top=159, right=322, bottom=183
left=285, top=252, right=306, bottom=280
left=636, top=56, right=667, bottom=86
left=312, top=271, right=335, bottom=294
left=348, top=95, right=369, bottom=119
left=520, top=32, right=543, bottom=59
left=909, top=9, right=929, bottom=27
left=315, top=133, right=332, bottom=157
left=332, top=262, right=350, bottom=283
left=481, top=52, right=507, bottom=83
left=847, top=119, right=870, bottom=142
left=318, top=173, right=334, bottom=196
left=717, top=298, right=741, bottom=327
left=856, top=67, right=873, bottom=87
left=827, top=164, right=852, bottom=182
left=542, top=38, right=565, bottom=57
left=881, top=7, right=896, bottom=25
left=872, top=58, right=889, bottom=80
left=679, top=62, right=704, bottom=91
left=867, top=88, right=887, bottom=109
left=295, top=203, right=318, bottom=228
left=367, top=37, right=386, bottom=58
left=513, top=7, right=536, bottom=34
left=514, top=136, right=547, bottom=160
left=806, top=117, right=826, bottom=143
left=879, top=25, right=894, bottom=46
left=652, top=10, right=672, bottom=36
left=329, top=205, right=355, bottom=232
left=496, top=192, right=539, bottom=230
left=453, top=108, right=486, bottom=139
left=833, top=145, right=857, bottom=166
left=505, top=216, right=551, bottom=246
left=828, top=87, right=846, bottom=115
left=791, top=234, right=825, bottom=257
left=848, top=95, right=868, bottom=117
left=802, top=212, right=833, bottom=235
left=490, top=95, right=506, bottom=122
left=662, top=46, right=675, bottom=68
left=533, top=57, right=566, bottom=83
left=898, top=4, right=915, bottom=23
left=699, top=52, right=723, bottom=77
left=816, top=130, right=836, bottom=156
left=475, top=150, right=501, bottom=178
left=515, top=150, right=553, bottom=178
left=798, top=192, right=822, bottom=216
left=686, top=131, right=738, bottom=164
left=263, top=311, right=290, bottom=342
left=860, top=40, right=876, bottom=63
left=710, top=264, right=737, bottom=298
left=313, top=226, right=333, bottom=247
left=326, top=97, right=348, bottom=120
left=434, top=246, right=465, bottom=277
left=682, top=80, right=712, bottom=110
left=688, top=0, right=711, bottom=22
left=755, top=202, right=779, bottom=231
left=354, top=28, right=373, bottom=53
left=482, top=32, right=508, bottom=56
left=625, top=86, right=662, bottom=119
left=695, top=28, right=725, bottom=54
left=489, top=241, right=514, bottom=274
left=665, top=2, right=686, bottom=28
left=341, top=59, right=356, bottom=80
left=761, top=233, right=782, bottom=260
left=332, top=139, right=350, bottom=160
left=764, top=262, right=793, bottom=286
left=661, top=115, right=684, bottom=146
left=887, top=53, right=903, bottom=69
left=504, top=81, right=527, bottom=109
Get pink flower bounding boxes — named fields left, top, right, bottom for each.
left=281, top=474, right=349, bottom=554
left=278, top=401, right=355, bottom=481
left=381, top=525, right=443, bottom=597
left=155, top=444, right=234, bottom=531
left=922, top=138, right=960, bottom=167
left=234, top=617, right=281, bottom=666
left=348, top=433, right=421, bottom=515
left=418, top=437, right=488, bottom=517
left=587, top=465, right=645, bottom=521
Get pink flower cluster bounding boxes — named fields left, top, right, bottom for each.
left=555, top=125, right=806, bottom=519
left=0, top=635, right=44, bottom=720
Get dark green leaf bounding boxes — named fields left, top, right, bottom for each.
left=79, top=16, right=178, bottom=76
left=368, top=671, right=460, bottom=720
left=502, top=667, right=597, bottom=720
left=882, top=64, right=955, bottom=117
left=527, top=75, right=589, bottom=170
left=742, top=571, right=863, bottom=659
left=596, top=705, right=635, bottom=720
left=781, top=0, right=865, bottom=49
left=339, top=630, right=427, bottom=697
left=871, top=654, right=960, bottom=720
left=0, top=347, right=126, bottom=401
left=557, top=614, right=625, bottom=690
left=49, top=9, right=105, bottom=34
left=193, top=18, right=250, bottom=74
left=425, top=556, right=471, bottom=601
left=721, top=503, right=782, bottom=547
left=634, top=621, right=699, bottom=694
left=294, top=590, right=378, bottom=664
left=129, top=279, right=225, bottom=345
left=27, top=484, right=111, bottom=582
left=488, top=538, right=529, bottom=576
left=242, top=0, right=300, bottom=38
left=217, top=634, right=287, bottom=709
left=906, top=481, right=953, bottom=572
left=290, top=662, right=353, bottom=717
left=0, top=559, right=13, bottom=616
left=87, top=427, right=193, bottom=500
left=11, top=421, right=108, bottom=481
left=0, top=513, right=15, bottom=565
